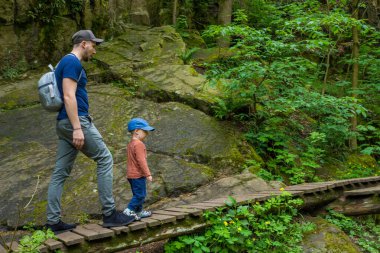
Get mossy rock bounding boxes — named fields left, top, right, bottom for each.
left=336, top=153, right=379, bottom=179
left=0, top=75, right=40, bottom=110
left=302, top=216, right=361, bottom=253
left=0, top=84, right=261, bottom=226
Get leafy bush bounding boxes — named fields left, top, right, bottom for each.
left=165, top=192, right=315, bottom=252
left=18, top=229, right=57, bottom=253
left=201, top=1, right=380, bottom=183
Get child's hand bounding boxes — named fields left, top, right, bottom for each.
left=147, top=176, right=153, bottom=182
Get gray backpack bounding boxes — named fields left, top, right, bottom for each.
left=38, top=56, right=83, bottom=112
left=38, top=64, right=63, bottom=112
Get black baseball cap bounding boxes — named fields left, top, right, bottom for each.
left=72, top=30, right=104, bottom=45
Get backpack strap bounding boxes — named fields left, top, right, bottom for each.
left=66, top=53, right=84, bottom=82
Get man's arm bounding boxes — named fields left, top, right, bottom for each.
left=62, top=77, right=84, bottom=150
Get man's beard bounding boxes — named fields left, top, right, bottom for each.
left=82, top=50, right=92, bottom=62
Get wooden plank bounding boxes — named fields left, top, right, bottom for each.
left=256, top=191, right=283, bottom=196
left=302, top=182, right=336, bottom=189
left=203, top=197, right=231, bottom=204
left=285, top=186, right=328, bottom=193
left=56, top=231, right=85, bottom=246
left=182, top=204, right=215, bottom=211
left=203, top=194, right=270, bottom=206
left=44, top=238, right=64, bottom=251
left=38, top=245, right=48, bottom=253
left=246, top=194, right=273, bottom=201
left=344, top=185, right=380, bottom=196
left=148, top=214, right=176, bottom=224
left=282, top=190, right=304, bottom=196
left=153, top=210, right=188, bottom=219
left=286, top=185, right=328, bottom=191
left=5, top=242, right=18, bottom=252
left=366, top=176, right=380, bottom=182
left=329, top=180, right=351, bottom=187
left=234, top=195, right=262, bottom=205
left=165, top=207, right=202, bottom=216
left=73, top=224, right=114, bottom=241
left=127, top=221, right=147, bottom=231
left=110, top=226, right=129, bottom=235
left=139, top=218, right=161, bottom=227
left=197, top=202, right=227, bottom=208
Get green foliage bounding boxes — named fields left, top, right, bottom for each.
left=28, top=0, right=65, bottom=24
left=336, top=153, right=379, bottom=179
left=0, top=53, right=28, bottom=80
left=18, top=229, right=57, bottom=253
left=201, top=0, right=379, bottom=183
left=324, top=210, right=380, bottom=253
left=66, top=0, right=84, bottom=14
left=175, top=15, right=190, bottom=38
left=165, top=192, right=315, bottom=252
left=180, top=47, right=199, bottom=64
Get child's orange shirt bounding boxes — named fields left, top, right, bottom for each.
left=126, top=139, right=151, bottom=179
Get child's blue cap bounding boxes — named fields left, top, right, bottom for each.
left=128, top=118, right=155, bottom=132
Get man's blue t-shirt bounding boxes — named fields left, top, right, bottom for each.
left=55, top=53, right=89, bottom=120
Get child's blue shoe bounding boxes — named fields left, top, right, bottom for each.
left=123, top=208, right=141, bottom=221
left=137, top=210, right=152, bottom=218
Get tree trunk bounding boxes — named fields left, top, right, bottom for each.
left=172, top=0, right=178, bottom=25
left=321, top=0, right=331, bottom=96
left=217, top=0, right=233, bottom=48
left=350, top=0, right=359, bottom=151
left=366, top=0, right=380, bottom=28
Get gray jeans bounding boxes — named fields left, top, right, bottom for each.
left=47, top=116, right=115, bottom=224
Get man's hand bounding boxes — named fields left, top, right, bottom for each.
left=147, top=176, right=153, bottom=182
left=73, top=129, right=85, bottom=150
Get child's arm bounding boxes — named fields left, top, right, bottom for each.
left=134, top=142, right=152, bottom=180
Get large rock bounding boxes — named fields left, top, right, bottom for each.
left=85, top=25, right=218, bottom=114
left=0, top=83, right=256, bottom=226
left=302, top=217, right=361, bottom=253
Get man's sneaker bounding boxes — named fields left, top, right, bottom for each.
left=45, top=220, right=76, bottom=233
left=102, top=209, right=135, bottom=228
left=137, top=210, right=152, bottom=218
left=123, top=208, right=141, bottom=221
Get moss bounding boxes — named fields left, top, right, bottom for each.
left=325, top=232, right=360, bottom=253
left=336, top=153, right=379, bottom=179
left=346, top=153, right=378, bottom=168
left=31, top=200, right=48, bottom=223
left=0, top=88, right=39, bottom=110
left=302, top=217, right=361, bottom=253
left=179, top=160, right=215, bottom=178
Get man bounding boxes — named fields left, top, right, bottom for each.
left=46, top=30, right=135, bottom=232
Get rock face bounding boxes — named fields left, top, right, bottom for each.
left=85, top=25, right=218, bottom=114
left=0, top=26, right=262, bottom=226
left=0, top=85, right=254, bottom=226
left=302, top=217, right=361, bottom=253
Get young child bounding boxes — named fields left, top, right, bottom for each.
left=123, top=118, right=155, bottom=220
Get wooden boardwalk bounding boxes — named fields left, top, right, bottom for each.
left=1, top=176, right=380, bottom=253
